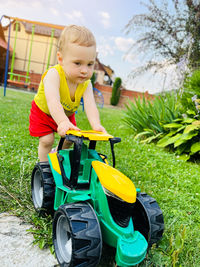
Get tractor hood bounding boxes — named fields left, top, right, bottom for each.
left=92, top=161, right=136, bottom=203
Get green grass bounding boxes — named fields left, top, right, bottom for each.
left=0, top=88, right=200, bottom=266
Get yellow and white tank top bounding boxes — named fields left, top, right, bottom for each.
left=34, top=64, right=90, bottom=117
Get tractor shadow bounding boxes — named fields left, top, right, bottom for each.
left=99, top=243, right=116, bottom=266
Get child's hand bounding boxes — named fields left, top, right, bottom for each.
left=57, top=120, right=80, bottom=137
left=92, top=124, right=107, bottom=134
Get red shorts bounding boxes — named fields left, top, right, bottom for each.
left=29, top=100, right=76, bottom=137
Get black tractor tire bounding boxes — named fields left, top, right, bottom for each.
left=53, top=202, right=102, bottom=267
left=132, top=192, right=164, bottom=247
left=31, top=162, right=55, bottom=216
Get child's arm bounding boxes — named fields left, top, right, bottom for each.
left=83, top=82, right=106, bottom=133
left=43, top=68, right=79, bottom=136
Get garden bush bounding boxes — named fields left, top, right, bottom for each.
left=124, top=92, right=181, bottom=143
left=157, top=113, right=200, bottom=161
left=110, top=77, right=122, bottom=106
left=90, top=72, right=96, bottom=87
left=124, top=86, right=200, bottom=160
left=179, top=69, right=200, bottom=113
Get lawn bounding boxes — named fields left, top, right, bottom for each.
left=0, top=88, right=200, bottom=266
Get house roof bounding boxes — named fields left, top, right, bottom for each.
left=94, top=58, right=105, bottom=71
left=103, top=65, right=114, bottom=77
left=0, top=24, right=5, bottom=41
left=22, top=22, right=62, bottom=38
left=3, top=16, right=64, bottom=38
left=0, top=24, right=12, bottom=51
left=0, top=38, right=13, bottom=51
left=94, top=57, right=114, bottom=78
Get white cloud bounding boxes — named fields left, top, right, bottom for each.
left=124, top=61, right=182, bottom=94
left=0, top=0, right=28, bottom=8
left=31, top=1, right=42, bottom=8
left=110, top=36, right=137, bottom=64
left=122, top=54, right=139, bottom=64
left=97, top=43, right=114, bottom=58
left=114, top=37, right=134, bottom=52
left=100, top=11, right=110, bottom=20
left=97, top=36, right=114, bottom=58
left=0, top=0, right=44, bottom=9
left=99, top=11, right=111, bottom=28
left=64, top=10, right=85, bottom=23
left=49, top=7, right=59, bottom=16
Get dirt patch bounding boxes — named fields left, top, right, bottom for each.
left=0, top=213, right=58, bottom=267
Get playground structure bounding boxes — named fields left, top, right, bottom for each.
left=0, top=15, right=64, bottom=96
left=0, top=15, right=104, bottom=107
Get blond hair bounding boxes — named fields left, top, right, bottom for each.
left=58, top=25, right=96, bottom=54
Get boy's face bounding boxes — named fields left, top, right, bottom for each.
left=57, top=43, right=96, bottom=84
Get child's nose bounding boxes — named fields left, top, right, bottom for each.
left=81, top=66, right=87, bottom=74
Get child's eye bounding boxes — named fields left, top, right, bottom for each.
left=74, top=62, right=81, bottom=66
left=88, top=63, right=94, bottom=67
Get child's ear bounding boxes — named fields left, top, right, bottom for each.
left=57, top=51, right=63, bottom=65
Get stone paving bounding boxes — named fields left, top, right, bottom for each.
left=0, top=213, right=58, bottom=267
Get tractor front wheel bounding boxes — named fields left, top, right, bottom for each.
left=132, top=192, right=164, bottom=247
left=53, top=202, right=102, bottom=267
left=31, top=162, right=55, bottom=216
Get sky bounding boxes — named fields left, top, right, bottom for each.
left=0, top=0, right=178, bottom=93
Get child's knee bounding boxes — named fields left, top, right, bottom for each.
left=39, top=134, right=54, bottom=147
left=63, top=140, right=73, bottom=149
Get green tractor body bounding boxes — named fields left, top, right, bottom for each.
left=31, top=130, right=164, bottom=267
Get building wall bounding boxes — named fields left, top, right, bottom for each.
left=94, top=82, right=154, bottom=107
left=0, top=47, right=6, bottom=83
left=3, top=22, right=58, bottom=75
left=95, top=70, right=105, bottom=84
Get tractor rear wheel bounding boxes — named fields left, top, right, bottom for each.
left=132, top=192, right=164, bottom=247
left=31, top=162, right=55, bottom=216
left=53, top=202, right=102, bottom=267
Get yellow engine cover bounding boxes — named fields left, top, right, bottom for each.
left=66, top=130, right=113, bottom=141
left=92, top=161, right=136, bottom=203
left=48, top=152, right=61, bottom=175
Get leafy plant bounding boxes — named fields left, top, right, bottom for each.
left=28, top=214, right=54, bottom=253
left=124, top=92, right=181, bottom=143
left=148, top=225, right=186, bottom=267
left=169, top=225, right=186, bottom=267
left=110, top=77, right=122, bottom=106
left=179, top=69, right=200, bottom=113
left=157, top=113, right=200, bottom=160
left=90, top=72, right=96, bottom=87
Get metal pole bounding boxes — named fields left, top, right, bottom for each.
left=46, top=28, right=55, bottom=69
left=26, top=24, right=35, bottom=83
left=10, top=21, right=19, bottom=80
left=3, top=17, right=11, bottom=96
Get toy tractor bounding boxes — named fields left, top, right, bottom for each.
left=31, top=130, right=164, bottom=267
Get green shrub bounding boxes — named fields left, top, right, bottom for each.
left=179, top=69, right=200, bottom=113
left=124, top=88, right=200, bottom=160
left=124, top=92, right=181, bottom=143
left=91, top=72, right=96, bottom=87
left=110, top=77, right=122, bottom=106
left=157, top=112, right=200, bottom=161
